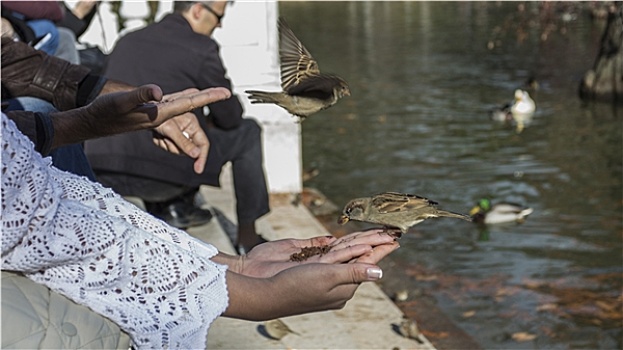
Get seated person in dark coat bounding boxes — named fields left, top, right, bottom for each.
left=85, top=0, right=269, bottom=254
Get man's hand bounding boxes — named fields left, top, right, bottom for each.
left=152, top=114, right=210, bottom=174
left=50, top=84, right=231, bottom=152
left=151, top=88, right=214, bottom=174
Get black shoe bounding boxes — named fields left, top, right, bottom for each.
left=145, top=196, right=213, bottom=229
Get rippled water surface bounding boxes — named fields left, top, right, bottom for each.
left=280, top=2, right=622, bottom=349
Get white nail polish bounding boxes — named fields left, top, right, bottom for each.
left=367, top=267, right=383, bottom=280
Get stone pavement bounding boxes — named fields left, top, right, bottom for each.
left=181, top=166, right=436, bottom=349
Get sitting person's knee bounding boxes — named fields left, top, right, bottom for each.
left=240, top=118, right=262, bottom=138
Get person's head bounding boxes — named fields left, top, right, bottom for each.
left=173, top=1, right=230, bottom=36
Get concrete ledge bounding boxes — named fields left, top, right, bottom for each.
left=188, top=167, right=435, bottom=349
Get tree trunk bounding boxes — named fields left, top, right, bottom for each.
left=579, top=4, right=623, bottom=103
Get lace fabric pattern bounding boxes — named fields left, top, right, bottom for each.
left=1, top=114, right=229, bottom=349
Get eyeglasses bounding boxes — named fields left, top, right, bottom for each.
left=198, top=3, right=223, bottom=24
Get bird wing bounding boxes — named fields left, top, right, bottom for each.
left=278, top=17, right=321, bottom=92
left=491, top=204, right=520, bottom=213
left=285, top=74, right=344, bottom=99
left=372, top=192, right=437, bottom=213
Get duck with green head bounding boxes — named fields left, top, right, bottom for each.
left=469, top=198, right=533, bottom=225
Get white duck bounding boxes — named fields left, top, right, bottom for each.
left=510, top=89, right=536, bottom=132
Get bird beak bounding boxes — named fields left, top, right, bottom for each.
left=337, top=215, right=350, bottom=225
left=344, top=89, right=351, bottom=97
left=468, top=206, right=480, bottom=216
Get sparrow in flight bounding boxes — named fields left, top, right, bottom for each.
left=245, top=17, right=350, bottom=121
left=338, top=192, right=472, bottom=236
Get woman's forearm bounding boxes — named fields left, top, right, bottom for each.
left=221, top=262, right=384, bottom=322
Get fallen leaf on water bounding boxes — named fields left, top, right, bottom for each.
left=595, top=300, right=616, bottom=312
left=521, top=278, right=544, bottom=289
left=512, top=332, right=537, bottom=342
left=537, top=303, right=558, bottom=312
left=414, top=274, right=438, bottom=281
left=590, top=318, right=603, bottom=326
left=421, top=330, right=449, bottom=339
left=495, top=287, right=516, bottom=297
left=462, top=310, right=476, bottom=318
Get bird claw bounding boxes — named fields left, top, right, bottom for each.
left=381, top=227, right=403, bottom=239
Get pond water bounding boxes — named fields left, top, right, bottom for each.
left=280, top=2, right=622, bottom=349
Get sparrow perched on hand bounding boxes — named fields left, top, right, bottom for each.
left=338, top=192, right=472, bottom=236
left=245, top=17, right=350, bottom=121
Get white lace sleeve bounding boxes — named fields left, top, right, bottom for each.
left=1, top=114, right=229, bottom=349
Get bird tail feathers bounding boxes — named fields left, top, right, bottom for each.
left=245, top=90, right=280, bottom=104
left=437, top=210, right=473, bottom=222
left=519, top=208, right=534, bottom=218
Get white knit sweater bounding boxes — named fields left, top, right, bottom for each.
left=1, top=114, right=229, bottom=349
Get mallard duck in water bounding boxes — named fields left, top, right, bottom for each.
left=470, top=198, right=533, bottom=224
left=490, top=102, right=513, bottom=122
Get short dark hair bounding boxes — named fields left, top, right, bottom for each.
left=173, top=1, right=233, bottom=14
left=173, top=1, right=198, bottom=13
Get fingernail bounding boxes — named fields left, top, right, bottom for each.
left=366, top=267, right=383, bottom=280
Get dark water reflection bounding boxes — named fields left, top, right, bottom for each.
left=280, top=2, right=622, bottom=349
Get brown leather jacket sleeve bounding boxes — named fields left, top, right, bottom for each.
left=1, top=37, right=98, bottom=111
